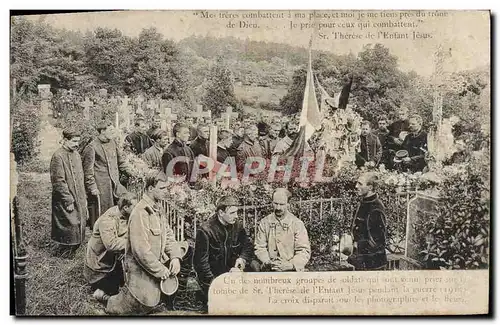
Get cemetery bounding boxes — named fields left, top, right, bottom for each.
left=10, top=15, right=490, bottom=315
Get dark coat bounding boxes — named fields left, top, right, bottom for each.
left=229, top=135, right=244, bottom=157
left=350, top=194, right=387, bottom=270
left=387, top=119, right=409, bottom=151
left=190, top=137, right=209, bottom=158
left=141, top=145, right=163, bottom=169
left=162, top=139, right=195, bottom=179
left=125, top=131, right=152, bottom=155
left=402, top=130, right=428, bottom=172
left=50, top=147, right=88, bottom=245
left=355, top=133, right=382, bottom=167
left=236, top=138, right=264, bottom=171
left=193, top=216, right=253, bottom=289
left=217, top=145, right=230, bottom=163
left=82, top=138, right=130, bottom=228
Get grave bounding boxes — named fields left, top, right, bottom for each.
left=405, top=191, right=439, bottom=261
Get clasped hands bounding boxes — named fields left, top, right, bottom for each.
left=160, top=258, right=181, bottom=280
left=264, top=258, right=294, bottom=271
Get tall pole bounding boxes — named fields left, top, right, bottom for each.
left=11, top=154, right=27, bottom=315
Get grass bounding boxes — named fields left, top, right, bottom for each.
left=17, top=172, right=203, bottom=316
left=18, top=172, right=103, bottom=315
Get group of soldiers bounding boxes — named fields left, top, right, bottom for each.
left=49, top=106, right=390, bottom=314
left=120, top=111, right=309, bottom=180
left=354, top=109, right=429, bottom=173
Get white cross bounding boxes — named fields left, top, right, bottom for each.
left=160, top=102, right=178, bottom=131
left=121, top=96, right=131, bottom=128
left=192, top=104, right=211, bottom=123
left=221, top=106, right=239, bottom=129
left=82, top=97, right=93, bottom=120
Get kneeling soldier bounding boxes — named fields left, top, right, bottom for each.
left=84, top=193, right=137, bottom=300
left=105, top=171, right=182, bottom=315
left=254, top=188, right=311, bottom=272
left=193, top=195, right=253, bottom=309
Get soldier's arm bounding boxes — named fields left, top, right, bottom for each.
left=163, top=222, right=182, bottom=259
left=238, top=226, right=253, bottom=264
left=254, top=220, right=271, bottom=264
left=367, top=209, right=387, bottom=249
left=374, top=136, right=382, bottom=163
left=81, top=144, right=98, bottom=193
left=129, top=210, right=168, bottom=279
left=116, top=141, right=133, bottom=176
left=193, top=229, right=215, bottom=285
left=290, top=220, right=311, bottom=272
left=50, top=153, right=74, bottom=207
left=100, top=216, right=127, bottom=253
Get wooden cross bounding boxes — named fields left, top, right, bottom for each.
left=161, top=106, right=178, bottom=132
left=221, top=106, right=239, bottom=129
left=121, top=96, right=131, bottom=128
left=146, top=100, right=155, bottom=115
left=209, top=125, right=218, bottom=186
left=82, top=97, right=93, bottom=120
left=135, top=95, right=145, bottom=115
left=192, top=104, right=211, bottom=123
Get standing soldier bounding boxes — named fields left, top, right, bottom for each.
left=253, top=188, right=311, bottom=272
left=50, top=128, right=88, bottom=250
left=125, top=115, right=152, bottom=155
left=142, top=129, right=169, bottom=169
left=355, top=121, right=382, bottom=169
left=236, top=124, right=264, bottom=172
left=348, top=172, right=388, bottom=270
left=82, top=121, right=133, bottom=229
left=162, top=123, right=195, bottom=181
left=401, top=114, right=428, bottom=173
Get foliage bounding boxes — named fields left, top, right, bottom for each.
left=202, top=57, right=238, bottom=117
left=280, top=44, right=409, bottom=122
left=83, top=27, right=134, bottom=94
left=128, top=28, right=192, bottom=104
left=179, top=35, right=310, bottom=66
left=413, top=163, right=490, bottom=270
left=11, top=96, right=42, bottom=164
left=10, top=17, right=86, bottom=96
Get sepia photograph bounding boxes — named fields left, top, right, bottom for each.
left=9, top=9, right=490, bottom=316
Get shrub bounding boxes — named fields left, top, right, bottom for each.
left=413, top=166, right=490, bottom=269
left=11, top=97, right=42, bottom=164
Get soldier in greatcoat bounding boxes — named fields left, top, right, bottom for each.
left=50, top=128, right=88, bottom=248
left=104, top=171, right=182, bottom=315
left=253, top=188, right=311, bottom=272
left=84, top=193, right=137, bottom=300
left=82, top=121, right=132, bottom=229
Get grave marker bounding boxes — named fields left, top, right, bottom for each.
left=193, top=104, right=211, bottom=124
left=221, top=106, right=239, bottom=129
left=82, top=97, right=93, bottom=120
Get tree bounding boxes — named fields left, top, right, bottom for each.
left=279, top=44, right=410, bottom=122
left=126, top=28, right=191, bottom=105
left=83, top=27, right=134, bottom=94
left=11, top=16, right=85, bottom=96
left=202, top=56, right=238, bottom=117
left=350, top=44, right=409, bottom=122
